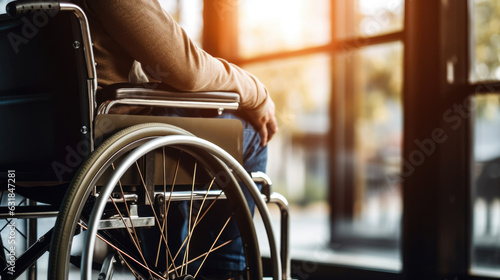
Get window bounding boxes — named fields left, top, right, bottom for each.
left=470, top=0, right=500, bottom=276
left=232, top=0, right=406, bottom=273
left=244, top=54, right=331, bottom=202
left=329, top=0, right=404, bottom=271
left=400, top=0, right=500, bottom=278
left=471, top=94, right=500, bottom=277
left=335, top=0, right=404, bottom=39
left=470, top=0, right=500, bottom=82
left=237, top=0, right=332, bottom=262
left=159, top=0, right=203, bottom=45
left=238, top=0, right=330, bottom=58
left=0, top=0, right=8, bottom=14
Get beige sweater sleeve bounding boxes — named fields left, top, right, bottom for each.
left=81, top=0, right=269, bottom=114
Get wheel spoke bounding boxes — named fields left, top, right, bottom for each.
left=156, top=147, right=168, bottom=269
left=190, top=177, right=216, bottom=235
left=108, top=195, right=153, bottom=279
left=136, top=157, right=183, bottom=278
left=78, top=222, right=167, bottom=280
left=102, top=161, right=243, bottom=279
left=193, top=215, right=233, bottom=278
left=111, top=163, right=155, bottom=278
left=168, top=181, right=221, bottom=271
left=169, top=236, right=238, bottom=277
left=155, top=148, right=168, bottom=268
left=135, top=161, right=171, bottom=252
left=112, top=164, right=145, bottom=256
left=182, top=161, right=197, bottom=275
left=156, top=156, right=182, bottom=276
left=116, top=251, right=141, bottom=279
left=167, top=214, right=234, bottom=277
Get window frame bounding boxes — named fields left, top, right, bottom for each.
left=403, top=0, right=500, bottom=279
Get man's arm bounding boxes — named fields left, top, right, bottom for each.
left=83, top=0, right=277, bottom=144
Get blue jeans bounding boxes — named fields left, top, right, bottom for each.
left=164, top=108, right=267, bottom=273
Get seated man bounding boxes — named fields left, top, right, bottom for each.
left=72, top=0, right=278, bottom=278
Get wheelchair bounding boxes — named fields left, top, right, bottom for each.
left=0, top=1, right=290, bottom=279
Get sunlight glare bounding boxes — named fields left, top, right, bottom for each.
left=240, top=0, right=305, bottom=49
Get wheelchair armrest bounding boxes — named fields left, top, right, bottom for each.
left=6, top=1, right=61, bottom=17
left=97, top=83, right=240, bottom=115
left=251, top=171, right=273, bottom=202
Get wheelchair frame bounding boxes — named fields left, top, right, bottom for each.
left=0, top=1, right=290, bottom=279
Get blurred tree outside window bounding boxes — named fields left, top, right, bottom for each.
left=471, top=0, right=500, bottom=81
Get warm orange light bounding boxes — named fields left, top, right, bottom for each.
left=238, top=0, right=330, bottom=57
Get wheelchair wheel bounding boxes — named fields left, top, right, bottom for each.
left=48, top=123, right=262, bottom=279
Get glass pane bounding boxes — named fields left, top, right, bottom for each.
left=238, top=0, right=331, bottom=58
left=244, top=54, right=331, bottom=135
left=0, top=0, right=8, bottom=14
left=471, top=94, right=500, bottom=277
left=244, top=54, right=331, bottom=256
left=159, top=0, right=203, bottom=46
left=335, top=0, right=404, bottom=39
left=471, top=0, right=500, bottom=81
left=331, top=41, right=403, bottom=270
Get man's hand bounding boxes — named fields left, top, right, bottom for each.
left=246, top=98, right=278, bottom=146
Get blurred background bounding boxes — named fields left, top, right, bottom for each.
left=154, top=0, right=500, bottom=277
left=154, top=0, right=406, bottom=273
left=185, top=0, right=405, bottom=273
left=3, top=0, right=500, bottom=279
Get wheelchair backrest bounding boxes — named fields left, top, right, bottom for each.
left=0, top=11, right=92, bottom=182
